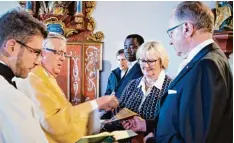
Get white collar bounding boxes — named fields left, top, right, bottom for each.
left=120, top=69, right=128, bottom=78
left=128, top=60, right=137, bottom=68
left=186, top=39, right=214, bottom=64
left=137, top=69, right=166, bottom=90
left=0, top=60, right=6, bottom=65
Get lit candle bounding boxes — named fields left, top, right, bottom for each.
left=76, top=1, right=82, bottom=14
left=26, top=1, right=32, bottom=10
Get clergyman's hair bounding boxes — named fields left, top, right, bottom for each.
left=43, top=32, right=67, bottom=49
left=174, top=1, right=214, bottom=33
left=116, top=49, right=124, bottom=57
left=125, top=34, right=144, bottom=46
left=0, top=8, right=48, bottom=49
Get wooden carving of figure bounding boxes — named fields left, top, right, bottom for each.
left=214, top=1, right=233, bottom=31
left=39, top=1, right=72, bottom=15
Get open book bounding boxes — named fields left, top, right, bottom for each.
left=103, top=108, right=138, bottom=124
left=76, top=130, right=137, bottom=143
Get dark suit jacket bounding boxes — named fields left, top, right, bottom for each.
left=105, top=67, right=121, bottom=95
left=155, top=43, right=233, bottom=143
left=115, top=63, right=143, bottom=99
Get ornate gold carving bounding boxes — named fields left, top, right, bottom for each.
left=85, top=1, right=96, bottom=32
left=65, top=28, right=79, bottom=38
left=74, top=15, right=84, bottom=30
left=85, top=1, right=96, bottom=17
left=44, top=17, right=78, bottom=38
left=38, top=1, right=71, bottom=15
left=87, top=31, right=104, bottom=42
left=19, top=1, right=104, bottom=40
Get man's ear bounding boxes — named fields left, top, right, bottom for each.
left=183, top=22, right=194, bottom=37
left=3, top=39, right=18, bottom=56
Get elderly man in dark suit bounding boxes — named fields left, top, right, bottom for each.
left=122, top=2, right=232, bottom=143
left=156, top=2, right=233, bottom=143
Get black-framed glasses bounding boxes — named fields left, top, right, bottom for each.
left=138, top=58, right=160, bottom=66
left=16, top=40, right=42, bottom=57
left=167, top=22, right=185, bottom=38
left=44, top=48, right=67, bottom=57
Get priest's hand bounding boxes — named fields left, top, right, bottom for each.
left=122, top=116, right=146, bottom=132
left=96, top=95, right=119, bottom=111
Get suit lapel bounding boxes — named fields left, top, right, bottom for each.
left=118, top=63, right=140, bottom=84
left=169, top=43, right=219, bottom=89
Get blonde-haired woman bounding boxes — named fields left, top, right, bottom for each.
left=102, top=41, right=172, bottom=138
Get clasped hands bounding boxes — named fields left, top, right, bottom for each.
left=96, top=95, right=119, bottom=111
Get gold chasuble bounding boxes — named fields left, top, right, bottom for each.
left=16, top=65, right=93, bottom=143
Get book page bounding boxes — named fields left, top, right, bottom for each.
left=109, top=108, right=138, bottom=122
left=111, top=130, right=137, bottom=140
left=81, top=132, right=112, bottom=139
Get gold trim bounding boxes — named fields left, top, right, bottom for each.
left=85, top=1, right=96, bottom=32
left=87, top=31, right=104, bottom=42
left=67, top=57, right=70, bottom=101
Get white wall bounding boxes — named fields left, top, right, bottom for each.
left=92, top=1, right=216, bottom=95
left=0, top=1, right=19, bottom=13
left=0, top=1, right=216, bottom=96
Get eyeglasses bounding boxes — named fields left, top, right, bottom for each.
left=16, top=40, right=42, bottom=57
left=167, top=22, right=185, bottom=38
left=44, top=48, right=67, bottom=57
left=138, top=58, right=160, bottom=66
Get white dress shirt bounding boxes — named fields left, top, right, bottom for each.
left=120, top=69, right=128, bottom=79
left=177, top=39, right=214, bottom=74
left=0, top=76, right=48, bottom=143
left=137, top=70, right=166, bottom=110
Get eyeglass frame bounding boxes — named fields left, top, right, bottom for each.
left=16, top=40, right=42, bottom=58
left=44, top=48, right=68, bottom=58
left=167, top=22, right=185, bottom=38
left=138, top=58, right=160, bottom=66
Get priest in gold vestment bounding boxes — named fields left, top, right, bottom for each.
left=16, top=32, right=119, bottom=143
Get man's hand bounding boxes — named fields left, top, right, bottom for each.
left=121, top=116, right=146, bottom=132
left=96, top=96, right=119, bottom=111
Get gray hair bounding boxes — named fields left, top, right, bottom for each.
left=43, top=32, right=67, bottom=49
left=0, top=8, right=47, bottom=48
left=136, top=41, right=169, bottom=69
left=174, top=1, right=214, bottom=33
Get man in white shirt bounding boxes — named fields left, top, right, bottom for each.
left=105, top=49, right=129, bottom=95
left=0, top=8, right=49, bottom=143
